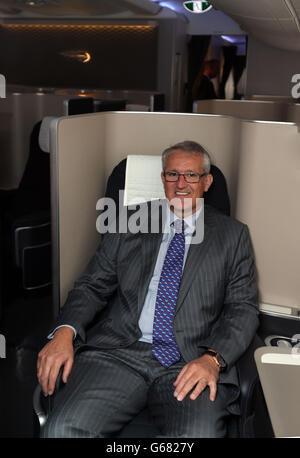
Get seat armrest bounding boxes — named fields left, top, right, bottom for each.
left=33, top=368, right=64, bottom=427
left=33, top=383, right=49, bottom=427
left=236, top=335, right=264, bottom=418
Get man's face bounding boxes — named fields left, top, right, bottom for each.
left=161, top=149, right=213, bottom=217
left=209, top=62, right=219, bottom=79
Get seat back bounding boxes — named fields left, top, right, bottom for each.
left=14, top=217, right=52, bottom=290
left=6, top=118, right=55, bottom=294
left=93, top=99, right=126, bottom=112
left=13, top=120, right=51, bottom=217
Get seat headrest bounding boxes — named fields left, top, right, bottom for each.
left=124, top=155, right=165, bottom=206
left=38, top=116, right=57, bottom=153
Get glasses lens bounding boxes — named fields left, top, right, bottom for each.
left=164, top=172, right=204, bottom=182
left=185, top=173, right=200, bottom=183
left=165, top=172, right=178, bottom=181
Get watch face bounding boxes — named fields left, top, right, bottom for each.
left=216, top=353, right=226, bottom=368
left=204, top=350, right=226, bottom=370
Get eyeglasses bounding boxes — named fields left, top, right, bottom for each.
left=163, top=171, right=207, bottom=183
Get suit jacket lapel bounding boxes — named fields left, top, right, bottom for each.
left=138, top=232, right=162, bottom=314
left=175, top=206, right=216, bottom=314
left=137, top=201, right=165, bottom=313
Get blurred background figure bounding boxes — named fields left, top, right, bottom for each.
left=192, top=59, right=220, bottom=101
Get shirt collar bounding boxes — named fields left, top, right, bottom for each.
left=163, top=203, right=203, bottom=236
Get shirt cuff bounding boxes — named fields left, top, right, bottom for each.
left=47, top=325, right=77, bottom=340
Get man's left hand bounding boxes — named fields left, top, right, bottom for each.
left=173, top=354, right=220, bottom=402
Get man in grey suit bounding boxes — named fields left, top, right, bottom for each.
left=37, top=140, right=259, bottom=438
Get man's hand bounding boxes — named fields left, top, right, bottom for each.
left=173, top=354, right=220, bottom=402
left=37, top=327, right=75, bottom=397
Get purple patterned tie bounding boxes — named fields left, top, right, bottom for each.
left=152, top=219, right=185, bottom=367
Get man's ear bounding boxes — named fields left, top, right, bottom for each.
left=161, top=171, right=165, bottom=184
left=204, top=173, right=213, bottom=192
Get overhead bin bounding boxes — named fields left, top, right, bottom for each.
left=48, top=111, right=300, bottom=323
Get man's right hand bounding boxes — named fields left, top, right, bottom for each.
left=37, top=326, right=75, bottom=397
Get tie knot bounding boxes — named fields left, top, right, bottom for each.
left=173, top=219, right=185, bottom=234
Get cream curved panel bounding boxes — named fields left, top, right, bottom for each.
left=51, top=113, right=106, bottom=308
left=52, top=111, right=241, bottom=307
left=102, top=111, right=241, bottom=213
left=255, top=347, right=300, bottom=437
left=235, top=121, right=300, bottom=310
left=51, top=112, right=300, bottom=313
left=194, top=99, right=288, bottom=122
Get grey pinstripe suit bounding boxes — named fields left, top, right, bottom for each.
left=42, top=203, right=259, bottom=438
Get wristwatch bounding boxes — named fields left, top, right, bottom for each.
left=203, top=350, right=227, bottom=372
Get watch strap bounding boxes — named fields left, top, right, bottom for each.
left=203, top=350, right=226, bottom=372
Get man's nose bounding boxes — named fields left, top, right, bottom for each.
left=177, top=174, right=187, bottom=187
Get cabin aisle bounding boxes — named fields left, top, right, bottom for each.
left=0, top=290, right=53, bottom=437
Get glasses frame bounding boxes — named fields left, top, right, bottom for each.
left=163, top=171, right=207, bottom=183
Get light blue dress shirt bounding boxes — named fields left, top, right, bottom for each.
left=138, top=206, right=203, bottom=344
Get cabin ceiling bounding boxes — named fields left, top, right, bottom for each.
left=0, top=0, right=299, bottom=51
left=0, top=0, right=161, bottom=18
left=210, top=0, right=300, bottom=51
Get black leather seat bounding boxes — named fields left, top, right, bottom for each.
left=105, top=158, right=269, bottom=437
left=2, top=120, right=52, bottom=298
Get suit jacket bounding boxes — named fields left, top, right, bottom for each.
left=53, top=203, right=259, bottom=387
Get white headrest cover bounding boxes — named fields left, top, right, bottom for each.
left=38, top=116, right=57, bottom=153
left=124, top=155, right=165, bottom=206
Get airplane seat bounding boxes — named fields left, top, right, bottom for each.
left=3, top=117, right=54, bottom=297
left=93, top=99, right=127, bottom=112
left=14, top=119, right=51, bottom=216
left=103, top=157, right=269, bottom=437
left=32, top=157, right=272, bottom=437
left=150, top=93, right=165, bottom=112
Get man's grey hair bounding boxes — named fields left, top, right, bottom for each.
left=161, top=140, right=211, bottom=174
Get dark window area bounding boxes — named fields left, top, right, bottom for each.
left=0, top=24, right=158, bottom=90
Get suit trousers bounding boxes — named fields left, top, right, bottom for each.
left=41, top=341, right=238, bottom=438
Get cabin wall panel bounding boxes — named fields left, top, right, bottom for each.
left=235, top=122, right=300, bottom=309
left=246, top=35, right=300, bottom=97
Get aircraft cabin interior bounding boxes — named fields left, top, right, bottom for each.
left=0, top=0, right=300, bottom=439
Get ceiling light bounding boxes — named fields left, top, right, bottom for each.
left=183, top=1, right=213, bottom=14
